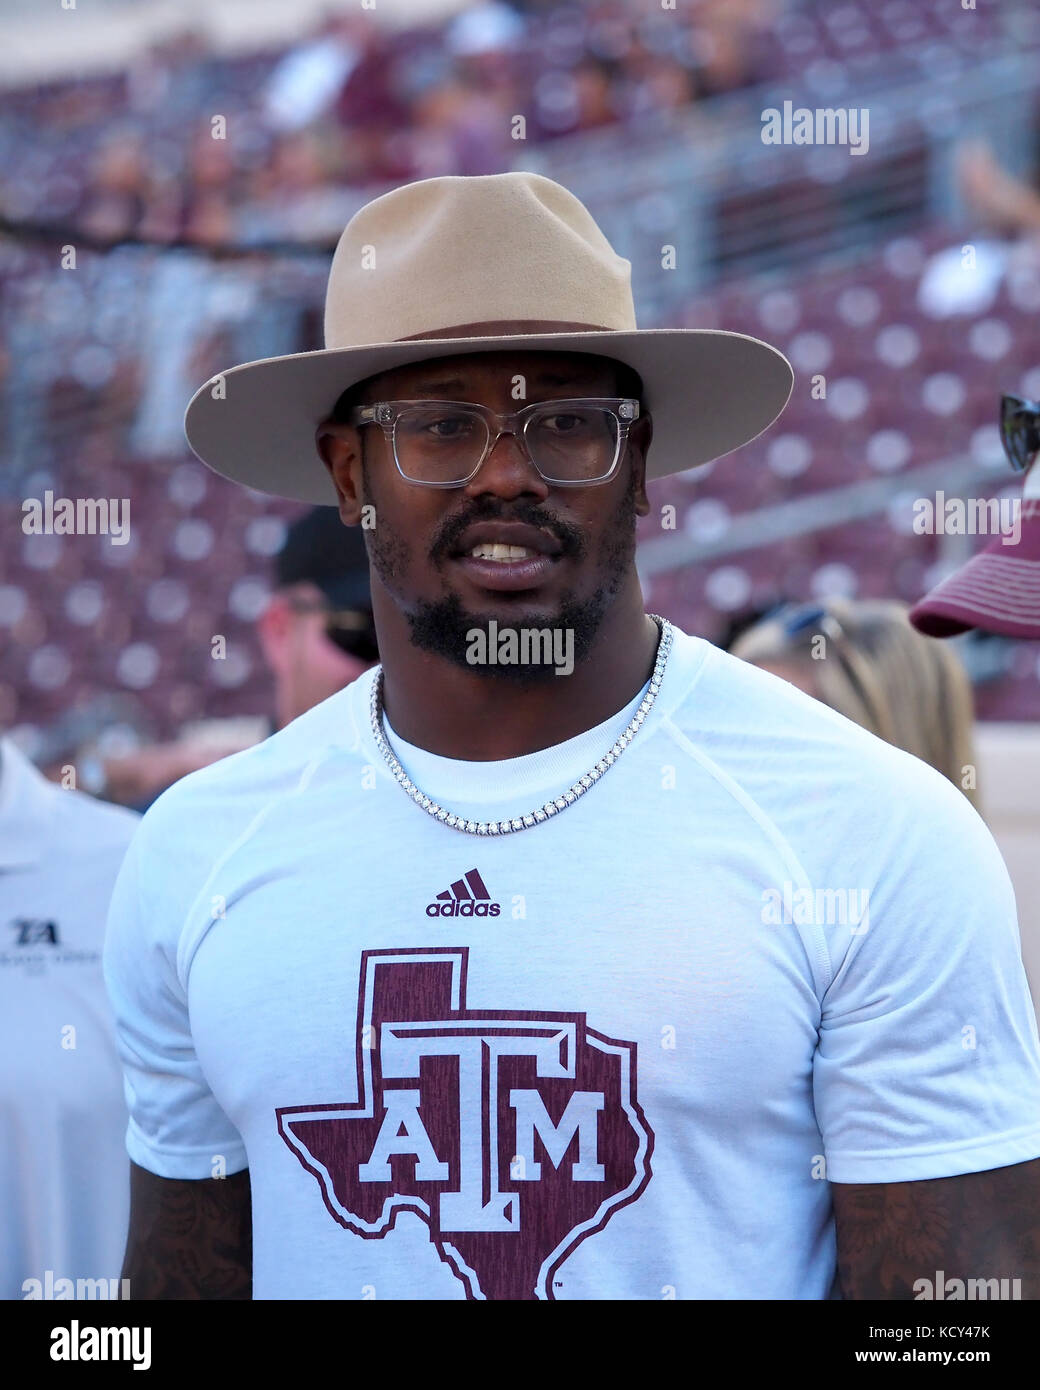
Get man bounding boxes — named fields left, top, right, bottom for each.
left=258, top=504, right=378, bottom=731
left=99, top=506, right=378, bottom=810
left=104, top=172, right=1040, bottom=1300
left=0, top=736, right=139, bottom=1299
left=909, top=390, right=1040, bottom=1052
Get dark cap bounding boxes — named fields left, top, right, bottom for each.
left=275, top=507, right=377, bottom=662
left=275, top=506, right=372, bottom=612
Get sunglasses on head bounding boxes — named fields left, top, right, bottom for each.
left=286, top=595, right=378, bottom=663
left=999, top=393, right=1040, bottom=475
left=774, top=601, right=847, bottom=644
left=323, top=611, right=379, bottom=663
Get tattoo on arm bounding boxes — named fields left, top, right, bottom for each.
left=832, top=1158, right=1040, bottom=1300
left=121, top=1162, right=253, bottom=1300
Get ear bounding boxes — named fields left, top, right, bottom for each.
left=629, top=413, right=653, bottom=517
left=256, top=593, right=293, bottom=673
left=315, top=420, right=364, bottom=525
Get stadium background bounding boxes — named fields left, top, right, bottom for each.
left=1, top=0, right=1039, bottom=998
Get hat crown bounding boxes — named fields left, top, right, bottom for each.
left=323, top=172, right=637, bottom=349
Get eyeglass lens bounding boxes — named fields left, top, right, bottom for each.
left=392, top=403, right=621, bottom=483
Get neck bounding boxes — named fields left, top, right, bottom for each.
left=373, top=580, right=659, bottom=761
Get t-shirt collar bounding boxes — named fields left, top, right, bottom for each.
left=350, top=621, right=704, bottom=809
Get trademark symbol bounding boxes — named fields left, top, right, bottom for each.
left=554, top=1281, right=563, bottom=1288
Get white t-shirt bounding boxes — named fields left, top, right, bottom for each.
left=102, top=625, right=1040, bottom=1301
left=0, top=739, right=139, bottom=1300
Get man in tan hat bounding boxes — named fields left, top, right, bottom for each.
left=105, top=173, right=1040, bottom=1301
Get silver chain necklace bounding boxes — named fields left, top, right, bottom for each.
left=369, top=614, right=673, bottom=836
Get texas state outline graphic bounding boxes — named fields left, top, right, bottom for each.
left=276, top=946, right=654, bottom=1300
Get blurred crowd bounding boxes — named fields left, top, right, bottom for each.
left=1, top=2, right=777, bottom=248
left=1, top=0, right=1037, bottom=767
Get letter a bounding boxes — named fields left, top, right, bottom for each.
left=358, top=1090, right=449, bottom=1182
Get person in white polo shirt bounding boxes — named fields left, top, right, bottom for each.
left=0, top=736, right=139, bottom=1300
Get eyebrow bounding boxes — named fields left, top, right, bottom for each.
left=407, top=370, right=599, bottom=395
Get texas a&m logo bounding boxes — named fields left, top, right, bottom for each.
left=276, top=947, right=653, bottom=1300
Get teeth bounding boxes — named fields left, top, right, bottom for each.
left=469, top=543, right=535, bottom=561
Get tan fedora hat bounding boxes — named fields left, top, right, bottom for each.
left=184, top=171, right=793, bottom=505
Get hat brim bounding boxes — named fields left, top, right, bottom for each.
left=909, top=511, right=1040, bottom=640
left=183, top=329, right=793, bottom=504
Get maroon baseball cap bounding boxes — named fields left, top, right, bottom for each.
left=909, top=493, right=1040, bottom=640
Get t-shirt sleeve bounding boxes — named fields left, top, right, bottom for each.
left=102, top=815, right=247, bottom=1180
left=813, top=765, right=1040, bottom=1184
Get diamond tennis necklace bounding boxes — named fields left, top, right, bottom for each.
left=369, top=614, right=673, bottom=836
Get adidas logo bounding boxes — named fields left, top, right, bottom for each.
left=426, top=868, right=502, bottom=918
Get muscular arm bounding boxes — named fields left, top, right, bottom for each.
left=121, top=1160, right=253, bottom=1300
left=832, top=1157, right=1040, bottom=1299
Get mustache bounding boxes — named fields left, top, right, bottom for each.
left=433, top=500, right=586, bottom=559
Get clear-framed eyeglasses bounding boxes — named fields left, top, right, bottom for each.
left=349, top=397, right=641, bottom=487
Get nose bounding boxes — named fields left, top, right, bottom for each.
left=462, top=424, right=551, bottom=502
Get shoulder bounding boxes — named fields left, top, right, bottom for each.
left=662, top=630, right=992, bottom=872
left=106, top=682, right=368, bottom=962
left=53, top=784, right=141, bottom=855
left=132, top=678, right=365, bottom=863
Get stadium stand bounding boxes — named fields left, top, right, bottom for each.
left=2, top=0, right=1039, bottom=761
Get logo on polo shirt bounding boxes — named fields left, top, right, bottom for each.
left=2, top=917, right=99, bottom=976
left=10, top=918, right=61, bottom=946
left=276, top=947, right=654, bottom=1300
left=426, top=867, right=501, bottom=917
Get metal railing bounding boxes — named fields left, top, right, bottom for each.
left=524, top=48, right=1040, bottom=315
left=636, top=455, right=1011, bottom=581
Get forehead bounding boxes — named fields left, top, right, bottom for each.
left=360, top=350, right=619, bottom=399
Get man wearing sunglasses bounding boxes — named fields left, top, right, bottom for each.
left=260, top=504, right=379, bottom=731
left=104, top=173, right=1040, bottom=1303
left=911, top=393, right=1040, bottom=639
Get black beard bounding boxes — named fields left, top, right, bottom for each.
left=406, top=483, right=638, bottom=685
left=365, top=457, right=640, bottom=685
left=405, top=591, right=610, bottom=686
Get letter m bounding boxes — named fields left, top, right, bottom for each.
left=78, top=498, right=107, bottom=535
left=819, top=108, right=847, bottom=143
left=509, top=1089, right=604, bottom=1180
left=817, top=888, right=845, bottom=924
left=99, top=1328, right=131, bottom=1359
left=967, top=1278, right=1001, bottom=1300
left=968, top=497, right=1000, bottom=535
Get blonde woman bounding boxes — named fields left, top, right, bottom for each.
left=730, top=598, right=980, bottom=810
